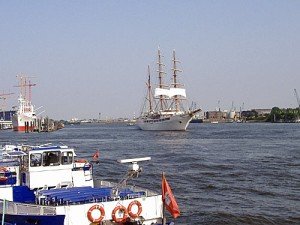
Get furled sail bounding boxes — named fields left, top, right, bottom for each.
left=169, top=88, right=186, bottom=98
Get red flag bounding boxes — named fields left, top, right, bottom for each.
left=162, top=174, right=180, bottom=218
left=92, top=150, right=100, bottom=159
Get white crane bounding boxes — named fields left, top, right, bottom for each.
left=294, top=89, right=300, bottom=108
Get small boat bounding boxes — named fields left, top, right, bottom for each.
left=137, top=49, right=201, bottom=131
left=0, top=144, right=179, bottom=224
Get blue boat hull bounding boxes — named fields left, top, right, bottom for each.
left=0, top=214, right=65, bottom=225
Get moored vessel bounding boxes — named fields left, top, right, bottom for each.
left=0, top=144, right=179, bottom=225
left=12, top=76, right=38, bottom=132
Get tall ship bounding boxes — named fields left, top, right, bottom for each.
left=0, top=144, right=180, bottom=225
left=12, top=76, right=38, bottom=132
left=137, top=49, right=201, bottom=131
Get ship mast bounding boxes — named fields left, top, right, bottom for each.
left=157, top=48, right=167, bottom=111
left=146, top=65, right=153, bottom=112
left=15, top=75, right=36, bottom=102
left=14, top=75, right=36, bottom=113
left=171, top=50, right=183, bottom=111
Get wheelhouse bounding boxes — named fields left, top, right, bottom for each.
left=20, top=145, right=93, bottom=190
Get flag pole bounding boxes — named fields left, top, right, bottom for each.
left=162, top=172, right=167, bottom=225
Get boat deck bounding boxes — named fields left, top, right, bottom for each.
left=36, top=186, right=146, bottom=206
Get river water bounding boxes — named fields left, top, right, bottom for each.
left=0, top=123, right=299, bottom=225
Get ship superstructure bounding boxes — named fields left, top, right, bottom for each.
left=12, top=76, right=38, bottom=132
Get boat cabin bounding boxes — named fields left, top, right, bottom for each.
left=0, top=145, right=93, bottom=191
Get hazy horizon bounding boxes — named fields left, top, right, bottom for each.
left=1, top=1, right=300, bottom=120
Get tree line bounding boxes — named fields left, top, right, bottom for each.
left=267, top=107, right=300, bottom=122
left=242, top=107, right=300, bottom=122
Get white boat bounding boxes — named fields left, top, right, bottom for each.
left=137, top=49, right=200, bottom=131
left=12, top=76, right=38, bottom=132
left=0, top=144, right=178, bottom=225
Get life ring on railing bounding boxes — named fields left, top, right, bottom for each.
left=127, top=200, right=142, bottom=219
left=75, top=159, right=88, bottom=163
left=0, top=167, right=8, bottom=182
left=0, top=176, right=8, bottom=182
left=112, top=205, right=128, bottom=223
left=0, top=167, right=8, bottom=172
left=87, top=204, right=105, bottom=223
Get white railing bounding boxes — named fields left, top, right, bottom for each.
left=94, top=179, right=159, bottom=197
left=0, top=200, right=56, bottom=215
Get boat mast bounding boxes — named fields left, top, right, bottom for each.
left=147, top=65, right=153, bottom=112
left=171, top=50, right=182, bottom=111
left=157, top=48, right=167, bottom=111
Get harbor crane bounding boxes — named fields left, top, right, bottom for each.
left=14, top=75, right=36, bottom=101
left=294, top=89, right=300, bottom=109
left=0, top=91, right=14, bottom=120
left=0, top=91, right=14, bottom=110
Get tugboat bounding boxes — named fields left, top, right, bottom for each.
left=0, top=144, right=179, bottom=225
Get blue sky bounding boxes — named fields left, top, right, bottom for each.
left=1, top=1, right=299, bottom=119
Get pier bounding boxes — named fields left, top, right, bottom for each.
left=0, top=120, right=13, bottom=130
left=22, top=117, right=64, bottom=133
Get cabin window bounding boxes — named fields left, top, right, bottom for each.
left=30, top=153, right=42, bottom=167
left=23, top=155, right=29, bottom=169
left=61, top=151, right=73, bottom=165
left=43, top=151, right=60, bottom=166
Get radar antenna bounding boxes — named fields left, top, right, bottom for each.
left=112, top=157, right=151, bottom=196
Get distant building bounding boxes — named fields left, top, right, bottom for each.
left=252, top=109, right=272, bottom=116
left=241, top=109, right=271, bottom=119
left=205, top=111, right=226, bottom=122
left=0, top=110, right=16, bottom=121
left=241, top=110, right=257, bottom=118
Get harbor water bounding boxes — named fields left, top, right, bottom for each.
left=0, top=123, right=299, bottom=225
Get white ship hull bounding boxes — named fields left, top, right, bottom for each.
left=137, top=113, right=193, bottom=131
left=0, top=191, right=163, bottom=225
left=12, top=114, right=36, bottom=132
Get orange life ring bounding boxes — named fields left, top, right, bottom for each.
left=87, top=204, right=105, bottom=223
left=112, top=205, right=128, bottom=223
left=0, top=167, right=7, bottom=172
left=0, top=167, right=8, bottom=182
left=127, top=200, right=142, bottom=219
left=75, top=159, right=88, bottom=163
left=0, top=176, right=8, bottom=182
